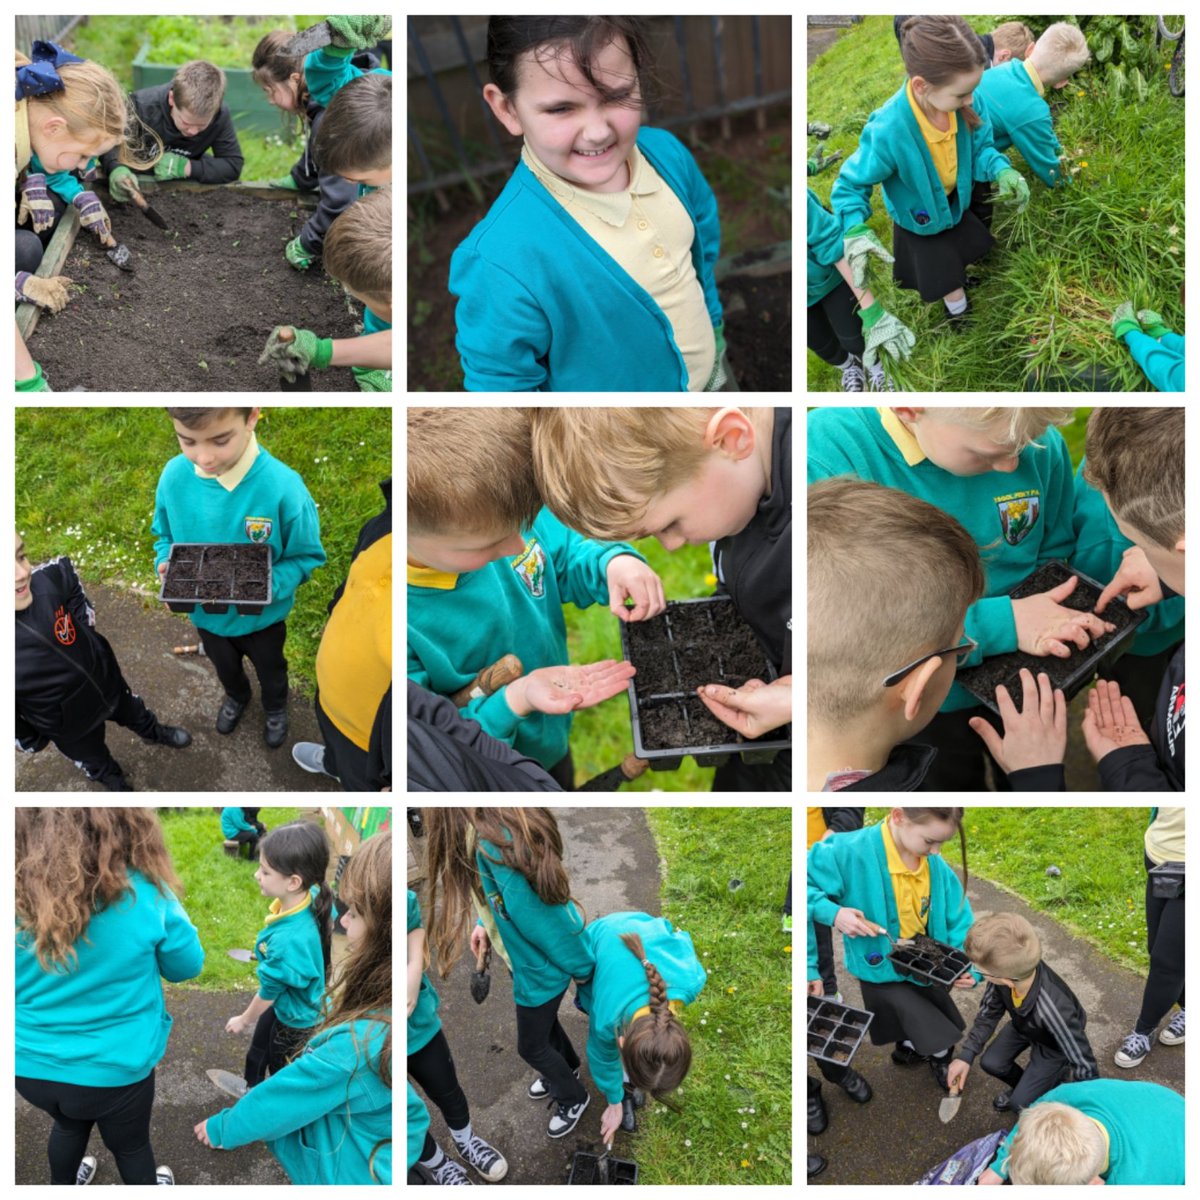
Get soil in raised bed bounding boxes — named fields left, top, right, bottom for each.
left=29, top=187, right=362, bottom=391
left=722, top=271, right=791, bottom=391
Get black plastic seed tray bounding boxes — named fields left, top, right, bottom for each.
left=1148, top=861, right=1185, bottom=899
left=957, top=561, right=1146, bottom=716
left=887, top=936, right=972, bottom=987
left=619, top=596, right=792, bottom=771
left=806, top=994, right=873, bottom=1066
left=567, top=1151, right=638, bottom=1184
left=158, top=542, right=273, bottom=615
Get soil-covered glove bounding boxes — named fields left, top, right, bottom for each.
left=807, top=121, right=833, bottom=139
left=259, top=326, right=333, bottom=380
left=351, top=366, right=392, bottom=392
left=15, top=360, right=53, bottom=392
left=15, top=270, right=73, bottom=312
left=107, top=165, right=141, bottom=202
left=284, top=236, right=316, bottom=271
left=843, top=222, right=894, bottom=289
left=268, top=173, right=300, bottom=190
left=18, top=173, right=56, bottom=233
left=72, top=190, right=112, bottom=242
left=860, top=300, right=916, bottom=370
left=1111, top=301, right=1140, bottom=341
left=994, top=168, right=1030, bottom=211
left=1136, top=308, right=1172, bottom=338
left=153, top=151, right=190, bottom=181
left=326, top=15, right=392, bottom=50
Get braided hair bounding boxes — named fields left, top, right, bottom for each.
left=618, top=931, right=692, bottom=1101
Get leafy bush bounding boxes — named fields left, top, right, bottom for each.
left=143, top=15, right=300, bottom=67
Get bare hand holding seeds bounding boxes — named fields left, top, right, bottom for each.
left=1081, top=678, right=1153, bottom=762
left=504, top=659, right=637, bottom=717
left=696, top=675, right=792, bottom=737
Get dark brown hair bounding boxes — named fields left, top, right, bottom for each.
left=251, top=30, right=312, bottom=131
left=165, top=407, right=252, bottom=429
left=618, top=931, right=692, bottom=1103
left=899, top=808, right=969, bottom=898
left=313, top=72, right=391, bottom=176
left=899, top=16, right=987, bottom=131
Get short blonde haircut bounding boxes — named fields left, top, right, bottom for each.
left=1007, top=1102, right=1107, bottom=1184
left=991, top=21, right=1034, bottom=60
left=530, top=407, right=722, bottom=540
left=1032, top=22, right=1091, bottom=86
left=171, top=60, right=226, bottom=121
left=1083, top=407, right=1184, bottom=549
left=965, top=912, right=1042, bottom=979
left=808, top=477, right=985, bottom=724
left=324, top=187, right=391, bottom=301
left=408, top=408, right=541, bottom=538
left=923, top=407, right=1074, bottom=453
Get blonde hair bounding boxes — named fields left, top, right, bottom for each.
left=808, top=477, right=985, bottom=723
left=1031, top=23, right=1091, bottom=87
left=25, top=59, right=162, bottom=169
left=1083, top=407, right=1184, bottom=549
left=324, top=186, right=391, bottom=300
left=921, top=407, right=1075, bottom=453
left=408, top=408, right=541, bottom=537
left=965, top=912, right=1042, bottom=979
left=1008, top=1102, right=1107, bottom=1184
left=171, top=60, right=226, bottom=121
left=990, top=21, right=1034, bottom=60
left=530, top=407, right=723, bottom=540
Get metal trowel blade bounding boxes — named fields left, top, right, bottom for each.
left=939, top=1086, right=962, bottom=1124
left=284, top=20, right=331, bottom=57
left=106, top=243, right=134, bottom=272
left=227, top=948, right=257, bottom=962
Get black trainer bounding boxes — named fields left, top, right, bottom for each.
left=547, top=1092, right=590, bottom=1138
left=808, top=1079, right=828, bottom=1134
left=891, top=1043, right=926, bottom=1066
left=993, top=1088, right=1015, bottom=1112
left=216, top=695, right=247, bottom=734
left=147, top=723, right=192, bottom=748
left=528, top=1068, right=580, bottom=1099
left=928, top=1047, right=956, bottom=1093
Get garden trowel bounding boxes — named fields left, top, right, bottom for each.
left=284, top=20, right=333, bottom=58
left=939, top=1083, right=962, bottom=1124
left=130, top=188, right=170, bottom=230
left=469, top=941, right=492, bottom=1004
left=101, top=232, right=134, bottom=272
left=596, top=1142, right=612, bottom=1184
left=227, top=948, right=257, bottom=963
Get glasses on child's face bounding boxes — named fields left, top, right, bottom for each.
left=882, top=636, right=978, bottom=688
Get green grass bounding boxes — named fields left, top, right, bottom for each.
left=638, top=806, right=791, bottom=1184
left=864, top=808, right=1152, bottom=972
left=15, top=407, right=391, bottom=699
left=158, top=806, right=303, bottom=990
left=808, top=16, right=1184, bottom=390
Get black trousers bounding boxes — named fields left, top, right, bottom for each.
left=808, top=279, right=866, bottom=365
left=50, top=682, right=160, bottom=789
left=978, top=1026, right=1069, bottom=1112
left=514, top=987, right=587, bottom=1105
left=244, top=1007, right=312, bottom=1086
left=229, top=827, right=262, bottom=859
left=316, top=693, right=373, bottom=791
left=1136, top=852, right=1186, bottom=1035
left=407, top=1028, right=471, bottom=1132
left=16, top=1069, right=157, bottom=1185
left=899, top=705, right=1010, bottom=792
left=199, top=619, right=288, bottom=713
left=16, top=189, right=68, bottom=274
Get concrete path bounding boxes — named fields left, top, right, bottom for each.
left=16, top=580, right=342, bottom=793
left=413, top=806, right=662, bottom=1185
left=809, top=871, right=1185, bottom=1185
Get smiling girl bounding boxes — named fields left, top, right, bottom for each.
left=450, top=17, right=731, bottom=392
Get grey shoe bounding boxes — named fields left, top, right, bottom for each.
left=1160, top=1008, right=1185, bottom=1045
left=291, top=741, right=339, bottom=780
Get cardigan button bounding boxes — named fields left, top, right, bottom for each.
left=638, top=219, right=648, bottom=230
left=653, top=246, right=664, bottom=258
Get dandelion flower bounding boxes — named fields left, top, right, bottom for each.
left=1080, top=161, right=1087, bottom=168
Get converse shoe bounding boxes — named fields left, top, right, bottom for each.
left=430, top=1157, right=473, bottom=1185
left=840, top=356, right=866, bottom=392
left=1114, top=1030, right=1152, bottom=1068
left=76, top=1155, right=98, bottom=1185
left=1160, top=1009, right=1185, bottom=1045
left=867, top=362, right=896, bottom=392
left=528, top=1067, right=579, bottom=1099
left=155, top=1165, right=174, bottom=1185
left=547, top=1091, right=590, bottom=1138
left=454, top=1133, right=508, bottom=1182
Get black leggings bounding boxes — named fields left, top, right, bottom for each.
left=244, top=1007, right=312, bottom=1086
left=407, top=1028, right=470, bottom=1133
left=16, top=1070, right=157, bottom=1185
left=808, top=280, right=866, bottom=365
left=515, top=988, right=587, bottom=1105
left=1136, top=853, right=1185, bottom=1035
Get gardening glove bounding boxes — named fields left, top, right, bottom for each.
left=153, top=151, right=190, bottom=181
left=994, top=168, right=1030, bottom=211
left=268, top=173, right=300, bottom=190
left=352, top=366, right=392, bottom=392
left=106, top=165, right=141, bottom=203
left=859, top=300, right=916, bottom=370
left=18, top=172, right=56, bottom=233
left=843, top=222, right=894, bottom=289
left=15, top=270, right=73, bottom=312
left=72, top=190, right=112, bottom=243
left=15, top=360, right=52, bottom=392
left=807, top=121, right=833, bottom=139
left=325, top=15, right=392, bottom=50
left=258, top=325, right=333, bottom=381
left=79, top=157, right=99, bottom=184
left=1136, top=308, right=1172, bottom=338
left=284, top=235, right=317, bottom=271
left=807, top=147, right=840, bottom=176
left=702, top=321, right=729, bottom=390
left=1110, top=301, right=1140, bottom=342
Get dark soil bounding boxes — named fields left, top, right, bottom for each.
left=722, top=270, right=791, bottom=390
left=162, top=578, right=197, bottom=600
left=164, top=543, right=271, bottom=604
left=567, top=1154, right=638, bottom=1185
left=956, top=562, right=1145, bottom=711
left=29, top=187, right=362, bottom=391
left=638, top=696, right=732, bottom=751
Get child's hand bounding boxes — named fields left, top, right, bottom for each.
left=158, top=561, right=168, bottom=582
left=600, top=1104, right=623, bottom=1143
left=106, top=166, right=141, bottom=202
left=194, top=1118, right=214, bottom=1147
left=506, top=660, right=636, bottom=717
left=605, top=555, right=665, bottom=622
left=833, top=907, right=878, bottom=938
left=946, top=1059, right=970, bottom=1091
left=697, top=675, right=791, bottom=737
left=952, top=973, right=977, bottom=989
left=225, top=1013, right=252, bottom=1035
left=325, top=15, right=393, bottom=49
left=259, top=326, right=331, bottom=377
left=1012, top=574, right=1115, bottom=656
left=153, top=151, right=190, bottom=181
left=807, top=978, right=824, bottom=997
left=969, top=669, right=1066, bottom=774
left=470, top=924, right=490, bottom=958
left=284, top=236, right=316, bottom=271
left=1095, top=546, right=1164, bottom=613
left=1081, top=678, right=1151, bottom=763
left=71, top=191, right=112, bottom=243
left=17, top=172, right=56, bottom=233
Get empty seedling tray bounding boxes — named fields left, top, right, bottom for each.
left=619, top=596, right=791, bottom=770
left=956, top=561, right=1146, bottom=715
left=567, top=1151, right=638, bottom=1184
left=806, top=994, right=874, bottom=1066
left=887, top=935, right=972, bottom=987
left=159, top=542, right=273, bottom=615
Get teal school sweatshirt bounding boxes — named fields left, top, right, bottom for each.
left=408, top=1081, right=431, bottom=1172
left=972, top=60, right=1066, bottom=188
left=253, top=887, right=326, bottom=1028
left=407, top=888, right=441, bottom=1055
left=221, top=806, right=256, bottom=838
left=807, top=187, right=846, bottom=307
left=807, top=406, right=1077, bottom=711
left=1122, top=329, right=1185, bottom=392
left=16, top=869, right=204, bottom=1087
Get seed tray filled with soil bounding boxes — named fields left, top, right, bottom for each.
left=619, top=596, right=791, bottom=770
left=566, top=1151, right=638, bottom=1184
left=806, top=995, right=873, bottom=1066
left=887, top=934, right=972, bottom=987
left=159, top=542, right=273, bottom=615
left=956, top=561, right=1146, bottom=715
left=1148, top=861, right=1185, bottom=898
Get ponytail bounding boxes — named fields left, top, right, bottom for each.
left=312, top=880, right=333, bottom=982
left=618, top=931, right=692, bottom=1102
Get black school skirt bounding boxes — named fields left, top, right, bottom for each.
left=892, top=203, right=994, bottom=302
left=859, top=977, right=965, bottom=1055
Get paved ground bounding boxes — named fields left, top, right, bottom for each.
left=16, top=580, right=343, bottom=793
left=809, top=871, right=1185, bottom=1185
left=413, top=807, right=662, bottom=1185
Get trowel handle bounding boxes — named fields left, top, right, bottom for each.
left=130, top=189, right=148, bottom=211
left=450, top=654, right=524, bottom=707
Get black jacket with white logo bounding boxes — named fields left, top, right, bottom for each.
left=1099, top=640, right=1185, bottom=792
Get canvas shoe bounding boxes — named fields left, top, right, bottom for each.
left=1114, top=1030, right=1152, bottom=1068
left=429, top=1157, right=473, bottom=1185
left=547, top=1092, right=590, bottom=1138
left=155, top=1165, right=174, bottom=1185
left=454, top=1133, right=508, bottom=1182
left=1160, top=1009, right=1185, bottom=1045
left=867, top=362, right=895, bottom=392
left=76, top=1155, right=98, bottom=1185
left=840, top=357, right=866, bottom=392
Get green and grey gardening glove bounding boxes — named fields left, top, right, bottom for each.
left=994, top=168, right=1030, bottom=211
left=326, top=15, right=393, bottom=51
left=351, top=366, right=392, bottom=392
left=153, top=151, right=190, bottom=181
left=1136, top=308, right=1172, bottom=338
left=860, top=300, right=916, bottom=370
left=1110, top=301, right=1140, bottom=342
left=843, top=223, right=894, bottom=289
left=285, top=236, right=317, bottom=271
left=106, top=165, right=141, bottom=203
left=259, top=326, right=333, bottom=382
left=268, top=174, right=300, bottom=190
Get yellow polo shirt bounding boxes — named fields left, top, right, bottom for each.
left=905, top=79, right=957, bottom=193
left=881, top=819, right=931, bottom=938
left=808, top=807, right=827, bottom=849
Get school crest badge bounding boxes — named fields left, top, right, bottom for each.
left=489, top=891, right=510, bottom=922
left=997, top=496, right=1039, bottom=545
left=257, top=940, right=268, bottom=959
left=511, top=538, right=545, bottom=598
left=245, top=517, right=273, bottom=543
